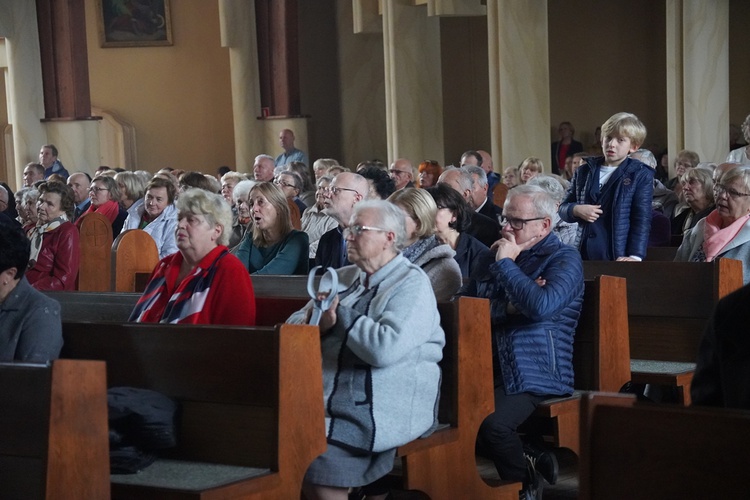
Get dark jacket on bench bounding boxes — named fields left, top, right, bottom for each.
left=462, top=233, right=584, bottom=397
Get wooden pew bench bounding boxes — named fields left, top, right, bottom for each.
left=520, top=274, right=631, bottom=455
left=61, top=321, right=325, bottom=500
left=579, top=392, right=750, bottom=499
left=0, top=360, right=110, bottom=500
left=583, top=259, right=744, bottom=405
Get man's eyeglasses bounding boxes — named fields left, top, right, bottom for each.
left=500, top=216, right=545, bottom=230
left=88, top=187, right=109, bottom=193
left=389, top=169, right=410, bottom=176
left=715, top=184, right=750, bottom=199
left=275, top=180, right=296, bottom=189
left=327, top=186, right=360, bottom=197
left=344, top=224, right=388, bottom=238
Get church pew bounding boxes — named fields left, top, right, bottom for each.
left=579, top=392, right=750, bottom=499
left=111, top=229, right=160, bottom=292
left=78, top=211, right=113, bottom=292
left=583, top=259, right=744, bottom=405
left=0, top=360, right=110, bottom=500
left=61, top=321, right=326, bottom=500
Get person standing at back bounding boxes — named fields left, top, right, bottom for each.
left=559, top=112, right=654, bottom=261
left=39, top=144, right=69, bottom=180
left=275, top=129, right=309, bottom=168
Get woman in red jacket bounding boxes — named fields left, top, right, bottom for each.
left=26, top=181, right=80, bottom=291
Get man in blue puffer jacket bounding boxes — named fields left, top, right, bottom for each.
left=462, top=185, right=584, bottom=500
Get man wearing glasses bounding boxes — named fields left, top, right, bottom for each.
left=461, top=184, right=584, bottom=500
left=389, top=158, right=415, bottom=191
left=315, top=172, right=369, bottom=269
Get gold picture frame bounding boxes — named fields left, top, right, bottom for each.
left=97, top=0, right=173, bottom=48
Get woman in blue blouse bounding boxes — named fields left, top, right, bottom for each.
left=234, top=182, right=309, bottom=275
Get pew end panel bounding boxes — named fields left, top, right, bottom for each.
left=111, top=229, right=160, bottom=292
left=579, top=393, right=750, bottom=500
left=0, top=360, right=110, bottom=500
left=78, top=212, right=113, bottom=292
left=61, top=322, right=326, bottom=500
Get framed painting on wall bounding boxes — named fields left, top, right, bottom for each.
left=97, top=0, right=173, bottom=48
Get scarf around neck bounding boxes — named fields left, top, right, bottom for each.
left=129, top=246, right=229, bottom=324
left=29, top=215, right=68, bottom=265
left=701, top=210, right=750, bottom=262
left=76, top=199, right=120, bottom=227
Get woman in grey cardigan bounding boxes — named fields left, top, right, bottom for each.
left=388, top=187, right=462, bottom=301
left=288, top=200, right=445, bottom=500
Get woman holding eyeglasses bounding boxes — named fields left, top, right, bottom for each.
left=426, top=183, right=493, bottom=279
left=676, top=165, right=750, bottom=283
left=76, top=175, right=127, bottom=237
left=287, top=200, right=444, bottom=500
left=234, top=182, right=309, bottom=275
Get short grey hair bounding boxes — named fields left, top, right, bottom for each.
left=23, top=187, right=40, bottom=206
left=505, top=184, right=557, bottom=220
left=630, top=148, right=657, bottom=169
left=255, top=154, right=275, bottom=164
left=438, top=167, right=473, bottom=192
left=176, top=189, right=233, bottom=246
left=233, top=179, right=256, bottom=204
left=464, top=165, right=488, bottom=188
left=720, top=165, right=750, bottom=196
left=350, top=200, right=407, bottom=252
left=527, top=174, right=566, bottom=204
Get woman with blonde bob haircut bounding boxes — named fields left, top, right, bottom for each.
left=388, top=188, right=462, bottom=300
left=234, top=182, right=309, bottom=275
left=130, top=189, right=256, bottom=325
left=519, top=157, right=544, bottom=184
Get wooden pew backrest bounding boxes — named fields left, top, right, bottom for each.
left=580, top=393, right=750, bottom=500
left=583, top=259, right=743, bottom=362
left=78, top=212, right=112, bottom=292
left=111, top=229, right=159, bottom=292
left=0, top=360, right=110, bottom=500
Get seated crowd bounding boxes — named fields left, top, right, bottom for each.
left=3, top=113, right=750, bottom=500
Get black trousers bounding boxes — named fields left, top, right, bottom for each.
left=476, top=386, right=546, bottom=482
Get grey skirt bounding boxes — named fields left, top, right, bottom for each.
left=304, top=442, right=397, bottom=488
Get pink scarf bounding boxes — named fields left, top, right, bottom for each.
left=702, top=210, right=750, bottom=262
left=75, top=199, right=120, bottom=228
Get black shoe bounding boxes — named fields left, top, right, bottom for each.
left=520, top=459, right=544, bottom=500
left=524, top=443, right=559, bottom=486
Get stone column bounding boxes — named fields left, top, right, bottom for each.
left=487, top=0, right=550, bottom=170
left=382, top=0, right=443, bottom=165
left=666, top=0, right=729, bottom=169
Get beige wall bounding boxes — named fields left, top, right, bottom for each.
left=548, top=0, right=667, bottom=155
left=729, top=0, right=750, bottom=131
left=84, top=0, right=234, bottom=173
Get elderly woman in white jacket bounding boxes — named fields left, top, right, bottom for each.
left=288, top=200, right=444, bottom=500
left=121, top=176, right=178, bottom=258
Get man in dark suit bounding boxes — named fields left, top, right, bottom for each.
left=465, top=165, right=503, bottom=224
left=438, top=167, right=501, bottom=248
left=67, top=172, right=91, bottom=222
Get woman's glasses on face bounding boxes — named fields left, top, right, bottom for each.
left=715, top=184, right=750, bottom=200
left=88, top=187, right=109, bottom=193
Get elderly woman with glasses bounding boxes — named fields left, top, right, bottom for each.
left=287, top=200, right=444, bottom=500
left=234, top=182, right=309, bottom=275
left=671, top=167, right=715, bottom=236
left=130, top=189, right=255, bottom=325
left=676, top=165, right=750, bottom=283
left=76, top=174, right=128, bottom=237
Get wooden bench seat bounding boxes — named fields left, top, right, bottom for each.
left=583, top=259, right=744, bottom=405
left=61, top=321, right=325, bottom=500
left=579, top=392, right=750, bottom=499
left=0, top=360, right=110, bottom=500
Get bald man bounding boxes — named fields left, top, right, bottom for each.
left=275, top=129, right=309, bottom=168
left=315, top=172, right=369, bottom=269
left=389, top=158, right=415, bottom=190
